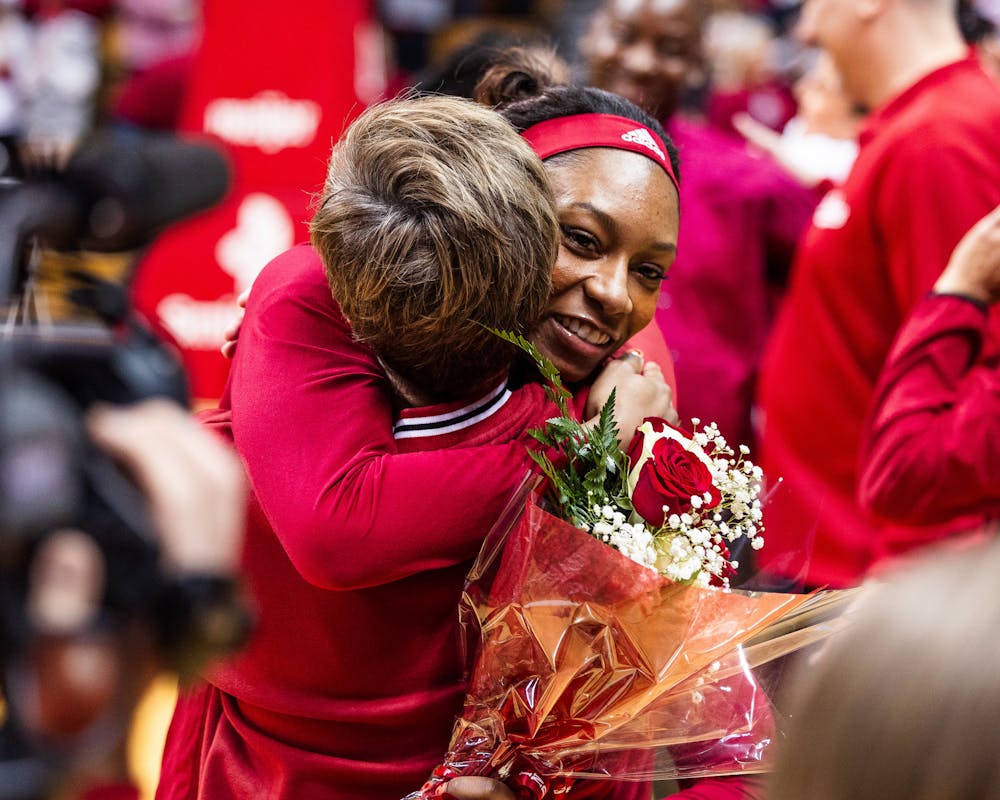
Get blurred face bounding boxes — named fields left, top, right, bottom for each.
left=794, top=0, right=866, bottom=105
left=583, top=0, right=703, bottom=120
left=793, top=51, right=862, bottom=139
left=115, top=0, right=199, bottom=70
left=532, top=148, right=680, bottom=384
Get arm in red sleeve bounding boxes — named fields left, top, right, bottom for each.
left=859, top=293, right=1000, bottom=524
left=228, top=246, right=541, bottom=590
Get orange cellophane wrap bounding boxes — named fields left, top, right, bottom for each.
left=407, top=484, right=849, bottom=799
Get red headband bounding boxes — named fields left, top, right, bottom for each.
left=520, top=113, right=679, bottom=192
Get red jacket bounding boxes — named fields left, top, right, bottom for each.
left=859, top=293, right=1000, bottom=528
left=757, top=54, right=1000, bottom=588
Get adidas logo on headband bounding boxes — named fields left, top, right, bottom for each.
left=621, top=128, right=665, bottom=160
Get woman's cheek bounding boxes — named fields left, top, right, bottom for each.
left=626, top=284, right=659, bottom=336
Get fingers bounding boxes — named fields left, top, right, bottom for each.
left=935, top=203, right=1000, bottom=303
left=439, top=777, right=517, bottom=800
left=86, top=400, right=246, bottom=576
left=616, top=348, right=644, bottom=372
left=221, top=291, right=249, bottom=359
left=640, top=360, right=663, bottom=381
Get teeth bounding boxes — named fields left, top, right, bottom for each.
left=555, top=315, right=612, bottom=346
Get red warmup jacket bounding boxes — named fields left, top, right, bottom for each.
left=757, top=54, right=1000, bottom=588
left=859, top=293, right=1000, bottom=529
left=156, top=246, right=760, bottom=800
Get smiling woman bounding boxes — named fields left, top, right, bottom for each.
left=539, top=148, right=678, bottom=382
left=474, top=49, right=681, bottom=388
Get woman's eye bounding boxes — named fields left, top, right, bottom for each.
left=635, top=264, right=667, bottom=282
left=561, top=226, right=599, bottom=253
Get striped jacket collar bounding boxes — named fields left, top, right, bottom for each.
left=392, top=379, right=512, bottom=441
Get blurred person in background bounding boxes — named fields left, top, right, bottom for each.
left=104, top=0, right=200, bottom=132
left=1, top=0, right=105, bottom=170
left=579, top=0, right=818, bottom=459
left=733, top=50, right=864, bottom=189
left=965, top=0, right=1000, bottom=78
left=756, top=0, right=1000, bottom=590
left=858, top=203, right=1000, bottom=528
left=768, top=537, right=1000, bottom=800
left=701, top=9, right=797, bottom=138
left=0, top=0, right=31, bottom=175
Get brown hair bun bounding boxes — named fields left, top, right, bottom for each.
left=474, top=46, right=571, bottom=109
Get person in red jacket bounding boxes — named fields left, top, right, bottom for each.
left=157, top=56, right=761, bottom=800
left=858, top=203, right=1000, bottom=530
left=756, top=0, right=1000, bottom=589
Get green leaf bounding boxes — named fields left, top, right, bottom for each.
left=482, top=326, right=572, bottom=416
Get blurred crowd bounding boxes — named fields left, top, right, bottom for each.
left=2, top=0, right=1000, bottom=798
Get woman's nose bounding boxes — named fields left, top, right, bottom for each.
left=586, top=257, right=633, bottom=317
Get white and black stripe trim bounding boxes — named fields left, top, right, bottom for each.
left=393, top=380, right=512, bottom=440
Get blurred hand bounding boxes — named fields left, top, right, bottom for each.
left=439, top=777, right=517, bottom=800
left=732, top=112, right=783, bottom=158
left=221, top=287, right=251, bottom=359
left=733, top=112, right=819, bottom=188
left=587, top=351, right=678, bottom=447
left=86, top=399, right=247, bottom=576
left=934, top=204, right=1000, bottom=305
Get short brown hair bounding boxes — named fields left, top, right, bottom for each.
left=310, top=94, right=557, bottom=399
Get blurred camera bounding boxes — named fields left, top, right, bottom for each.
left=0, top=130, right=244, bottom=798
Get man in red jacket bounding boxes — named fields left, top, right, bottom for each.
left=756, top=0, right=1000, bottom=589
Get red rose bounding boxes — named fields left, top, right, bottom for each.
left=626, top=418, right=721, bottom=528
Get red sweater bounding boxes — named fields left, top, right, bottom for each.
left=859, top=293, right=1000, bottom=529
left=757, top=54, right=1000, bottom=588
left=157, top=247, right=758, bottom=799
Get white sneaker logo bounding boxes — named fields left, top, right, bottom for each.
left=621, top=128, right=665, bottom=160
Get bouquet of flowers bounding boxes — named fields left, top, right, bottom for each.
left=406, top=337, right=850, bottom=798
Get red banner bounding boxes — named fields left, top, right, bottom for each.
left=132, top=0, right=382, bottom=404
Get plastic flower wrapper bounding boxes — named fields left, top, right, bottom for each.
left=404, top=335, right=854, bottom=798
left=405, top=482, right=849, bottom=799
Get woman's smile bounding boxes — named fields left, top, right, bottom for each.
left=551, top=313, right=615, bottom=347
